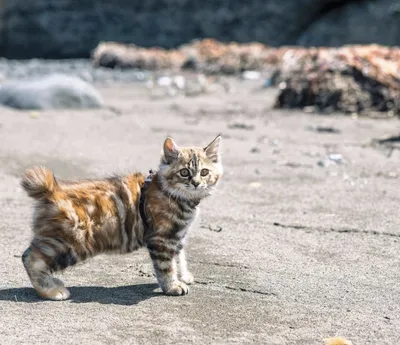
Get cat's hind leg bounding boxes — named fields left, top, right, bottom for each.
left=22, top=239, right=77, bottom=300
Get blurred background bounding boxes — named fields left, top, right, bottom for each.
left=1, top=0, right=399, bottom=59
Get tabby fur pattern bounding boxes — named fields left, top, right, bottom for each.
left=21, top=135, right=222, bottom=300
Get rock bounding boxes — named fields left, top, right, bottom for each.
left=241, top=71, right=261, bottom=80
left=92, top=39, right=277, bottom=73
left=0, top=74, right=104, bottom=110
left=274, top=45, right=400, bottom=116
left=92, top=42, right=187, bottom=70
left=298, top=0, right=400, bottom=47
left=2, top=1, right=400, bottom=58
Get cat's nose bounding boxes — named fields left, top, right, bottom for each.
left=191, top=180, right=200, bottom=188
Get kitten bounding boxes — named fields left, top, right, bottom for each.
left=20, top=135, right=222, bottom=300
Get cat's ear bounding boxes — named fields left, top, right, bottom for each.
left=163, top=137, right=180, bottom=163
left=204, top=135, right=221, bottom=163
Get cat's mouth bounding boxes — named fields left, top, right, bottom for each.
left=175, top=184, right=211, bottom=200
left=159, top=175, right=212, bottom=201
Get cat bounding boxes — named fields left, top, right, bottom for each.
left=20, top=135, right=222, bottom=300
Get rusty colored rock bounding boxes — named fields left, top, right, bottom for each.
left=92, top=39, right=280, bottom=73
left=274, top=45, right=400, bottom=115
left=93, top=39, right=400, bottom=115
left=92, top=42, right=187, bottom=70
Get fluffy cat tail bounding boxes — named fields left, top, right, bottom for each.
left=21, top=166, right=56, bottom=199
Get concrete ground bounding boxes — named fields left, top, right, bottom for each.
left=0, top=79, right=399, bottom=345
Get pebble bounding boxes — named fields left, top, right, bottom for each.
left=328, top=154, right=344, bottom=164
left=29, top=111, right=40, bottom=119
left=241, top=70, right=261, bottom=80
left=248, top=182, right=262, bottom=188
left=228, top=122, right=255, bottom=130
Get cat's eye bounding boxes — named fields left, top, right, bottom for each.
left=200, top=169, right=209, bottom=176
left=180, top=168, right=190, bottom=177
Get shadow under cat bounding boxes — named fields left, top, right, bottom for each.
left=0, top=283, right=160, bottom=305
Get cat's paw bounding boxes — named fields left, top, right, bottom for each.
left=164, top=281, right=189, bottom=296
left=179, top=272, right=194, bottom=285
left=37, top=286, right=70, bottom=301
left=36, top=277, right=70, bottom=301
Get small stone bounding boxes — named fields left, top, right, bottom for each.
left=303, top=106, right=315, bottom=113
left=157, top=76, right=172, bottom=87
left=173, top=75, right=186, bottom=89
left=272, top=148, right=280, bottom=155
left=328, top=154, right=344, bottom=164
left=248, top=182, right=262, bottom=188
left=29, top=111, right=40, bottom=119
left=201, top=224, right=223, bottom=232
left=307, top=125, right=341, bottom=134
left=241, top=70, right=261, bottom=80
left=228, top=122, right=255, bottom=130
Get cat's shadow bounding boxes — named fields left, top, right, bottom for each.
left=0, top=283, right=160, bottom=305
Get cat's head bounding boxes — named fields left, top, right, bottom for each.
left=158, top=135, right=223, bottom=201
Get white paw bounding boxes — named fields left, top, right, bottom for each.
left=38, top=286, right=70, bottom=301
left=50, top=287, right=71, bottom=301
left=164, top=281, right=189, bottom=296
left=179, top=272, right=194, bottom=285
left=37, top=277, right=70, bottom=301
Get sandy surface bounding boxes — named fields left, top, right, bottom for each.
left=0, top=79, right=399, bottom=345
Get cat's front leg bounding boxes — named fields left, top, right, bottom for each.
left=147, top=239, right=189, bottom=296
left=177, top=249, right=194, bottom=285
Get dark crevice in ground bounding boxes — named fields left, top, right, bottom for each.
left=132, top=269, right=274, bottom=296
left=377, top=135, right=400, bottom=144
left=195, top=280, right=276, bottom=296
left=223, top=285, right=276, bottom=296
left=371, top=136, right=400, bottom=158
left=273, top=222, right=400, bottom=238
left=189, top=260, right=249, bottom=269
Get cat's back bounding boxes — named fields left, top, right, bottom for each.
left=43, top=173, right=145, bottom=223
left=23, top=167, right=145, bottom=239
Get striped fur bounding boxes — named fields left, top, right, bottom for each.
left=21, top=135, right=222, bottom=300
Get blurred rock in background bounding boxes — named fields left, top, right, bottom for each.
left=91, top=39, right=281, bottom=73
left=0, top=0, right=399, bottom=59
left=274, top=45, right=400, bottom=116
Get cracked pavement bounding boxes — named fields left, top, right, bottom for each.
left=0, top=79, right=399, bottom=345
